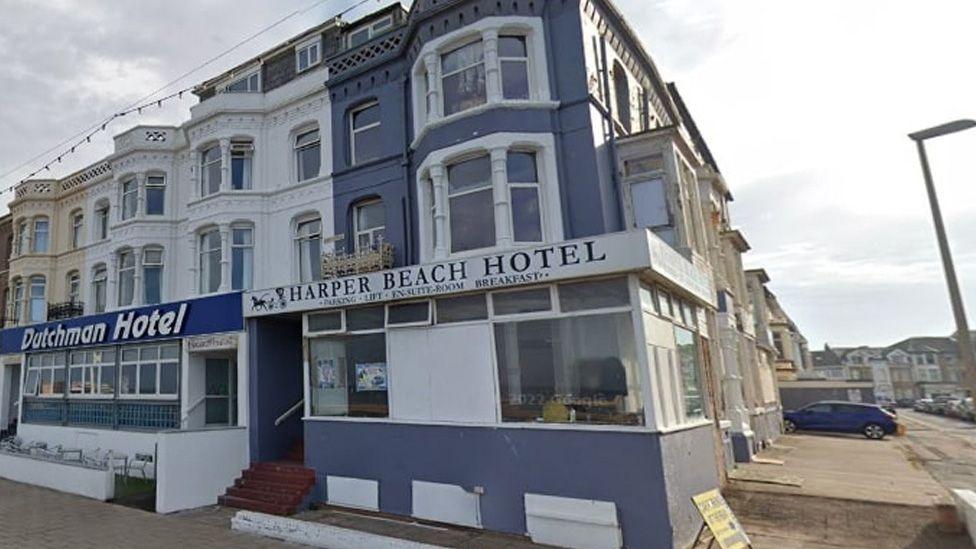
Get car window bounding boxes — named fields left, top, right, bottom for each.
left=806, top=404, right=831, bottom=413
left=834, top=404, right=863, bottom=414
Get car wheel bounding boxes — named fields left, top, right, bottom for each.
left=863, top=423, right=885, bottom=440
left=784, top=420, right=797, bottom=434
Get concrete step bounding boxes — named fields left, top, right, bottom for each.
left=219, top=495, right=295, bottom=516
left=226, top=486, right=304, bottom=506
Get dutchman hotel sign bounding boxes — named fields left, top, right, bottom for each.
left=243, top=230, right=715, bottom=317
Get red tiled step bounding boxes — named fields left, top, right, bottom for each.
left=226, top=486, right=304, bottom=506
left=252, top=462, right=315, bottom=478
left=242, top=469, right=315, bottom=487
left=234, top=477, right=311, bottom=495
left=219, top=495, right=295, bottom=516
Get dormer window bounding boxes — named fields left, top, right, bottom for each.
left=224, top=71, right=260, bottom=93
left=347, top=15, right=393, bottom=48
left=296, top=38, right=321, bottom=73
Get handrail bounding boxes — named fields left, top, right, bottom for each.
left=275, top=399, right=305, bottom=427
left=181, top=395, right=207, bottom=425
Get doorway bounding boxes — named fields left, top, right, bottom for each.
left=205, top=358, right=237, bottom=426
left=3, top=364, right=20, bottom=435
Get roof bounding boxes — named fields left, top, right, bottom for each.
left=666, top=82, right=721, bottom=176
left=886, top=336, right=957, bottom=355
left=744, top=268, right=770, bottom=284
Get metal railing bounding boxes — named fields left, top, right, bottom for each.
left=47, top=301, right=85, bottom=321
left=274, top=399, right=305, bottom=427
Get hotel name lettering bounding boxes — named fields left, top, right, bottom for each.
left=20, top=304, right=189, bottom=352
left=252, top=240, right=609, bottom=314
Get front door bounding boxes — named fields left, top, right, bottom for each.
left=205, top=358, right=236, bottom=426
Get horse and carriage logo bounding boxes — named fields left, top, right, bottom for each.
left=250, top=288, right=287, bottom=312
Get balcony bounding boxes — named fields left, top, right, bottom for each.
left=47, top=302, right=84, bottom=321
left=321, top=242, right=394, bottom=279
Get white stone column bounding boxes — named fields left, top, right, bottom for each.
left=430, top=164, right=448, bottom=259
left=135, top=173, right=146, bottom=218
left=132, top=248, right=143, bottom=306
left=218, top=224, right=231, bottom=293
left=219, top=138, right=231, bottom=193
left=483, top=30, right=502, bottom=103
left=423, top=52, right=442, bottom=122
left=190, top=150, right=201, bottom=199
left=490, top=146, right=511, bottom=248
left=108, top=254, right=119, bottom=310
left=187, top=233, right=198, bottom=295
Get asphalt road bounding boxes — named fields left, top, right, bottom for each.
left=899, top=408, right=976, bottom=492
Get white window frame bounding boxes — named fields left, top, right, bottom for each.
left=66, top=271, right=81, bottom=303
left=199, top=229, right=222, bottom=294
left=145, top=174, right=166, bottom=215
left=11, top=278, right=23, bottom=324
left=117, top=250, right=136, bottom=307
left=28, top=275, right=46, bottom=323
left=31, top=217, right=49, bottom=254
left=95, top=202, right=110, bottom=241
left=498, top=34, right=530, bottom=100
left=346, top=15, right=393, bottom=48
left=295, top=127, right=321, bottom=182
left=23, top=352, right=65, bottom=398
left=295, top=217, right=322, bottom=283
left=385, top=300, right=432, bottom=328
left=91, top=266, right=107, bottom=314
left=223, top=69, right=261, bottom=93
left=231, top=225, right=254, bottom=291
left=353, top=199, right=386, bottom=252
left=295, top=36, right=321, bottom=73
left=70, top=210, right=84, bottom=249
left=16, top=220, right=28, bottom=255
left=120, top=178, right=138, bottom=220
left=142, top=246, right=164, bottom=304
left=230, top=140, right=254, bottom=190
left=118, top=343, right=180, bottom=400
left=506, top=150, right=543, bottom=244
left=440, top=39, right=487, bottom=117
left=68, top=347, right=116, bottom=398
left=200, top=145, right=222, bottom=197
left=350, top=101, right=381, bottom=165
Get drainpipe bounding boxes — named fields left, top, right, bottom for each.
left=401, top=74, right=414, bottom=264
left=598, top=37, right=626, bottom=233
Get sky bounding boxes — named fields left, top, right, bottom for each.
left=0, top=0, right=974, bottom=349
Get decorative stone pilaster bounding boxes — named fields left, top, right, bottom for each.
left=218, top=224, right=231, bottom=293
left=190, top=150, right=201, bottom=199
left=483, top=30, right=502, bottom=103
left=108, top=254, right=119, bottom=310
left=430, top=164, right=447, bottom=259
left=490, top=146, right=511, bottom=248
left=423, top=52, right=442, bottom=122
left=187, top=233, right=198, bottom=295
left=135, top=173, right=146, bottom=218
left=132, top=248, right=143, bottom=307
left=219, top=139, right=231, bottom=193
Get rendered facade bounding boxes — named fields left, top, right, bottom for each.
left=0, top=1, right=803, bottom=547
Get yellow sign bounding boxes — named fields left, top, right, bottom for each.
left=691, top=489, right=751, bottom=549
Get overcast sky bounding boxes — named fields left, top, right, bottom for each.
left=0, top=0, right=973, bottom=349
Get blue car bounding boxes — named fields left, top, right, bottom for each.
left=783, top=401, right=898, bottom=440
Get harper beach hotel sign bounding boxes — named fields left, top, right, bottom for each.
left=243, top=230, right=715, bottom=317
left=1, top=292, right=245, bottom=354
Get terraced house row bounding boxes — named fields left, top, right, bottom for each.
left=0, top=1, right=811, bottom=547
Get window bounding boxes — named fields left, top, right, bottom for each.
left=143, top=247, right=163, bottom=305
left=295, top=218, right=321, bottom=283
left=11, top=278, right=23, bottom=324
left=92, top=266, right=107, bottom=313
left=306, top=311, right=342, bottom=333
left=612, top=61, right=631, bottom=133
left=507, top=152, right=542, bottom=242
left=121, top=179, right=137, bottom=220
left=16, top=220, right=28, bottom=255
left=66, top=271, right=80, bottom=303
left=199, top=229, right=222, bottom=294
left=387, top=301, right=431, bottom=326
left=308, top=333, right=387, bottom=417
left=71, top=210, right=84, bottom=248
left=69, top=348, right=116, bottom=396
left=295, top=129, right=321, bottom=181
left=493, top=287, right=551, bottom=315
left=347, top=15, right=393, bottom=48
left=499, top=35, right=529, bottom=100
left=625, top=154, right=670, bottom=231
left=350, top=102, right=381, bottom=165
left=494, top=312, right=641, bottom=425
left=447, top=155, right=495, bottom=252
left=95, top=202, right=109, bottom=240
left=442, top=41, right=486, bottom=116
left=32, top=217, right=49, bottom=253
left=353, top=200, right=385, bottom=251
left=296, top=39, right=320, bottom=72
left=346, top=305, right=385, bottom=331
left=200, top=145, right=222, bottom=196
left=23, top=352, right=65, bottom=397
left=224, top=71, right=260, bottom=93
left=117, top=250, right=135, bottom=307
left=558, top=278, right=629, bottom=312
left=29, top=276, right=45, bottom=323
left=435, top=294, right=488, bottom=323
left=146, top=175, right=165, bottom=215
left=231, top=226, right=253, bottom=291
left=120, top=343, right=179, bottom=398
left=230, top=141, right=253, bottom=190
left=675, top=327, right=704, bottom=419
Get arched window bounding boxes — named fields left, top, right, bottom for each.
left=117, top=250, right=136, bottom=307
left=199, top=229, right=222, bottom=294
left=201, top=145, right=222, bottom=196
left=353, top=199, right=386, bottom=251
left=146, top=174, right=166, bottom=215
left=94, top=199, right=110, bottom=241
left=29, top=275, right=46, bottom=323
left=612, top=61, right=631, bottom=133
left=69, top=209, right=84, bottom=249
left=91, top=265, right=107, bottom=313
left=143, top=246, right=164, bottom=304
left=294, top=217, right=321, bottom=282
left=66, top=271, right=81, bottom=303
left=32, top=217, right=49, bottom=253
left=295, top=128, right=321, bottom=182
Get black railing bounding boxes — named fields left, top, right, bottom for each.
left=47, top=301, right=84, bottom=321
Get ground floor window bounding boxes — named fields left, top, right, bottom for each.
left=120, top=343, right=180, bottom=397
left=494, top=311, right=642, bottom=425
left=23, top=352, right=65, bottom=397
left=69, top=347, right=116, bottom=396
left=674, top=326, right=704, bottom=419
left=308, top=332, right=388, bottom=418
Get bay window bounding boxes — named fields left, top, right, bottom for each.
left=117, top=250, right=135, bottom=307
left=506, top=152, right=542, bottom=242
left=441, top=41, right=486, bottom=116
left=231, top=226, right=253, bottom=290
left=200, top=145, right=221, bottom=196
left=295, top=129, right=321, bottom=182
left=143, top=247, right=164, bottom=304
left=231, top=141, right=253, bottom=190
left=499, top=35, right=529, bottom=100
left=447, top=155, right=495, bottom=253
left=11, top=278, right=23, bottom=324
left=69, top=348, right=116, bottom=396
left=675, top=327, right=704, bottom=419
left=29, top=276, right=46, bottom=323
left=199, top=229, right=222, bottom=294
left=225, top=71, right=260, bottom=93
left=95, top=202, right=109, bottom=240
left=121, top=179, right=137, bottom=220
left=66, top=271, right=81, bottom=303
left=353, top=200, right=385, bottom=251
left=146, top=175, right=165, bottom=215
left=71, top=210, right=84, bottom=248
left=92, top=266, right=107, bottom=313
left=24, top=353, right=65, bottom=397
left=16, top=219, right=28, bottom=255
left=32, top=217, right=49, bottom=253
left=350, top=102, right=381, bottom=165
left=295, top=218, right=322, bottom=282
left=120, top=343, right=179, bottom=398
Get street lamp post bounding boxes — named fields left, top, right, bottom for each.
left=909, top=120, right=976, bottom=397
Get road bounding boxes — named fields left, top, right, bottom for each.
left=899, top=408, right=976, bottom=492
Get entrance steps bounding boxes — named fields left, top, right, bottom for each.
left=220, top=461, right=315, bottom=516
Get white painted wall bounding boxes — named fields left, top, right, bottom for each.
left=411, top=480, right=482, bottom=528
left=0, top=452, right=115, bottom=500
left=524, top=493, right=622, bottom=549
left=327, top=475, right=379, bottom=511
left=155, top=426, right=248, bottom=513
left=18, top=423, right=159, bottom=467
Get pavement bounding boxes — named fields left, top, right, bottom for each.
left=898, top=408, right=976, bottom=492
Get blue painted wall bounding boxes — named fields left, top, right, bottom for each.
left=304, top=420, right=682, bottom=547
left=247, top=316, right=304, bottom=462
